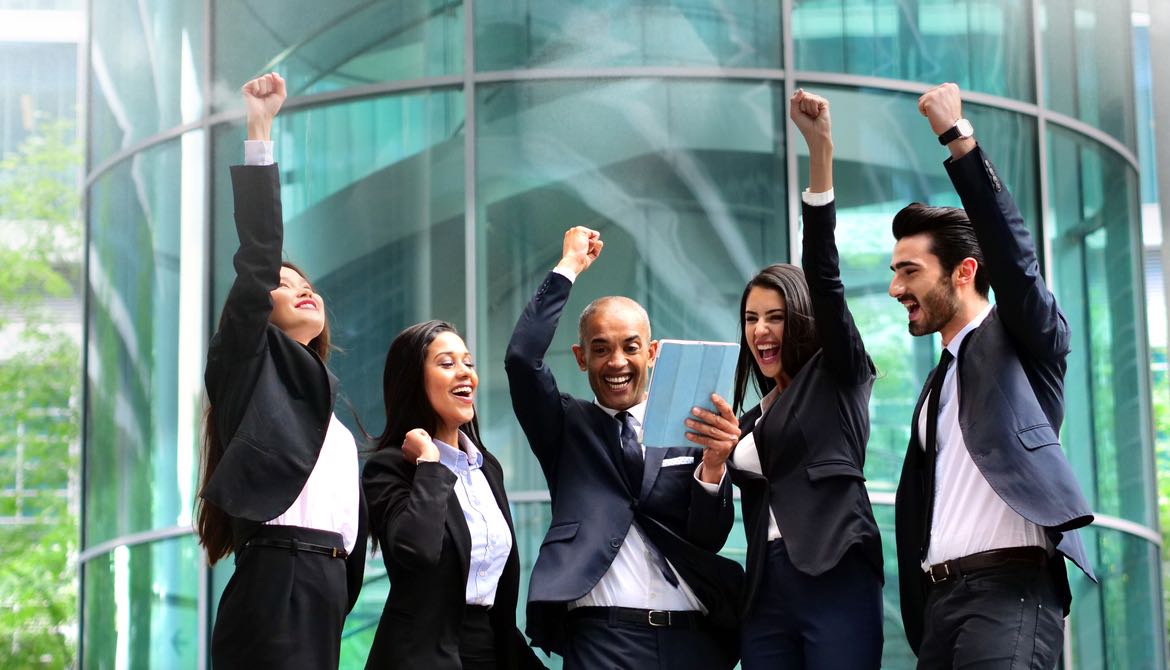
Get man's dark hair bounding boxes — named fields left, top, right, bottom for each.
left=892, top=203, right=990, bottom=297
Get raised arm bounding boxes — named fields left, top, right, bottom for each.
left=503, top=227, right=603, bottom=472
left=919, top=83, right=1070, bottom=360
left=792, top=90, right=873, bottom=385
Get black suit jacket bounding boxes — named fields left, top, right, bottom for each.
left=200, top=164, right=367, bottom=610
left=731, top=200, right=883, bottom=616
left=362, top=443, right=543, bottom=669
left=504, top=272, right=743, bottom=663
left=894, top=146, right=1095, bottom=652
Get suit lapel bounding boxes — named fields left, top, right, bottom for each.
left=444, top=492, right=472, bottom=580
left=480, top=449, right=515, bottom=531
left=639, top=447, right=666, bottom=502
left=586, top=404, right=637, bottom=497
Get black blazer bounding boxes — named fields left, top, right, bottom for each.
left=361, top=442, right=543, bottom=670
left=504, top=272, right=744, bottom=664
left=200, top=164, right=367, bottom=610
left=731, top=200, right=883, bottom=616
left=894, top=145, right=1095, bottom=652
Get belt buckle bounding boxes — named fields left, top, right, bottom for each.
left=647, top=610, right=671, bottom=627
left=929, top=562, right=951, bottom=583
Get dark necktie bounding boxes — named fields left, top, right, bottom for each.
left=614, top=411, right=678, bottom=587
left=921, top=348, right=954, bottom=560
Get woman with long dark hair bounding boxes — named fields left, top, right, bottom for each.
left=362, top=320, right=542, bottom=670
left=697, top=90, right=884, bottom=668
left=195, top=72, right=365, bottom=669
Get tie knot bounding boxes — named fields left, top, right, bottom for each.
left=615, top=410, right=634, bottom=427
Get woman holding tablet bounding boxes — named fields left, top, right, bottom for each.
left=687, top=90, right=884, bottom=668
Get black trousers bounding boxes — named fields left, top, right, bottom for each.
left=459, top=605, right=497, bottom=670
left=740, top=539, right=883, bottom=670
left=915, top=559, right=1063, bottom=669
left=211, top=525, right=348, bottom=670
left=562, top=607, right=729, bottom=670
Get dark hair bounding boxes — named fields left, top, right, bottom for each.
left=732, top=264, right=820, bottom=413
left=372, top=320, right=482, bottom=453
left=196, top=260, right=332, bottom=565
left=892, top=203, right=990, bottom=297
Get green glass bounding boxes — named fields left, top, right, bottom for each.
left=797, top=86, right=1038, bottom=490
left=86, top=136, right=202, bottom=546
left=211, top=0, right=463, bottom=112
left=1040, top=0, right=1137, bottom=149
left=209, top=88, right=466, bottom=436
left=1048, top=126, right=1155, bottom=526
left=475, top=78, right=787, bottom=494
left=81, top=536, right=202, bottom=669
left=475, top=0, right=781, bottom=71
left=793, top=0, right=1034, bottom=101
left=88, top=0, right=203, bottom=165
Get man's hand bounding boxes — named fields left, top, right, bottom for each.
left=554, top=226, right=603, bottom=276
left=242, top=72, right=287, bottom=141
left=686, top=394, right=740, bottom=484
left=402, top=428, right=440, bottom=464
left=790, top=89, right=833, bottom=193
left=918, top=82, right=975, bottom=159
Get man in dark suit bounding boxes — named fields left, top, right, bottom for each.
left=889, top=83, right=1095, bottom=668
left=505, top=227, right=744, bottom=669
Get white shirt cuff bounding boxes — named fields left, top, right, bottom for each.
left=244, top=140, right=274, bottom=166
left=693, top=463, right=725, bottom=494
left=552, top=266, right=578, bottom=284
left=801, top=187, right=834, bottom=207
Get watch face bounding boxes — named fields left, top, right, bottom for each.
left=957, top=118, right=974, bottom=138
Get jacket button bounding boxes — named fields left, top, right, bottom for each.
left=610, top=538, right=622, bottom=549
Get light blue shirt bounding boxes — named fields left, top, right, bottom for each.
left=433, top=432, right=514, bottom=607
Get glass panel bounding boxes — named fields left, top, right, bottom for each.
left=476, top=0, right=781, bottom=71
left=1047, top=127, right=1155, bottom=526
left=88, top=0, right=203, bottom=165
left=211, top=0, right=463, bottom=112
left=81, top=536, right=202, bottom=669
left=793, top=0, right=1034, bottom=102
left=1068, top=527, right=1166, bottom=669
left=86, top=135, right=203, bottom=546
left=796, top=85, right=1038, bottom=490
left=1040, top=0, right=1136, bottom=149
left=0, top=42, right=78, bottom=160
left=209, top=88, right=466, bottom=436
left=475, top=78, right=787, bottom=494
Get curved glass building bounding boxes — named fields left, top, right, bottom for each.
left=81, top=1, right=1166, bottom=667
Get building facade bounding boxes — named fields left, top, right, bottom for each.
left=81, top=1, right=1166, bottom=667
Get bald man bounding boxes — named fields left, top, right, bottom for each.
left=505, top=227, right=744, bottom=669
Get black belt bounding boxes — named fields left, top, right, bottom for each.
left=244, top=537, right=348, bottom=559
left=569, top=606, right=704, bottom=629
left=927, top=546, right=1048, bottom=584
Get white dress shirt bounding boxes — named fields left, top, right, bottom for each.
left=919, top=303, right=1050, bottom=568
left=731, top=387, right=783, bottom=541
left=433, top=432, right=514, bottom=607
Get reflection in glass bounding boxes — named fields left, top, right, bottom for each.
left=209, top=89, right=466, bottom=437
left=1047, top=127, right=1154, bottom=526
left=476, top=0, right=781, bottom=71
left=212, top=0, right=463, bottom=111
left=86, top=136, right=203, bottom=546
left=475, top=79, right=787, bottom=494
left=82, top=537, right=201, bottom=669
left=793, top=0, right=1034, bottom=101
left=89, top=0, right=203, bottom=164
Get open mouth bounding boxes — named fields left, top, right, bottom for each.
left=901, top=298, right=921, bottom=322
left=603, top=374, right=632, bottom=393
left=295, top=299, right=318, bottom=310
left=451, top=385, right=474, bottom=402
left=756, top=343, right=780, bottom=365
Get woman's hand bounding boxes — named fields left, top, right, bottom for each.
left=402, top=428, right=440, bottom=464
left=242, top=72, right=286, bottom=141
left=790, top=89, right=833, bottom=194
left=685, top=394, right=740, bottom=484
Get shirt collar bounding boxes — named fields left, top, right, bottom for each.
left=595, top=399, right=647, bottom=428
left=433, top=431, right=483, bottom=471
left=945, top=303, right=993, bottom=358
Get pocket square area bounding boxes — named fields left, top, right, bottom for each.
left=661, top=456, right=696, bottom=467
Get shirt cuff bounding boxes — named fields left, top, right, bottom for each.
left=801, top=187, right=834, bottom=207
left=244, top=140, right=274, bottom=166
left=693, top=463, right=725, bottom=493
left=552, top=266, right=578, bottom=284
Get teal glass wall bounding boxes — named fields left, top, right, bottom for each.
left=83, top=0, right=1165, bottom=667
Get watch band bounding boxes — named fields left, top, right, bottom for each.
left=938, top=119, right=973, bottom=146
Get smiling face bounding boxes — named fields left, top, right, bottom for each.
left=744, top=286, right=787, bottom=386
left=572, top=299, right=658, bottom=411
left=889, top=233, right=961, bottom=337
left=269, top=266, right=325, bottom=346
left=422, top=331, right=478, bottom=444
